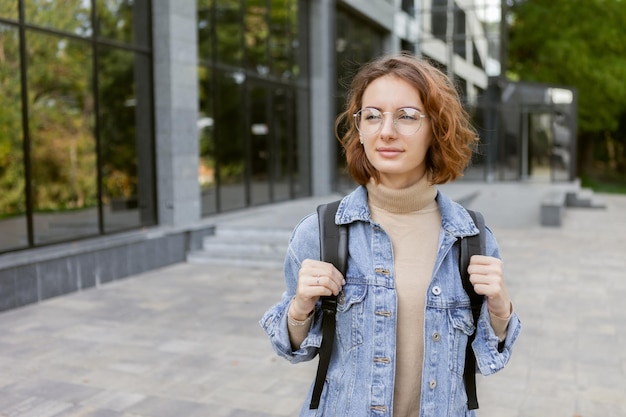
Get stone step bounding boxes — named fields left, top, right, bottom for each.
left=186, top=250, right=284, bottom=269
left=566, top=189, right=607, bottom=209
left=186, top=226, right=291, bottom=269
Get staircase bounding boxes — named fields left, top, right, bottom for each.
left=186, top=226, right=291, bottom=269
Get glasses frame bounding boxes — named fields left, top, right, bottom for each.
left=353, top=107, right=427, bottom=136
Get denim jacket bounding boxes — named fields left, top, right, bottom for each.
left=260, top=186, right=521, bottom=417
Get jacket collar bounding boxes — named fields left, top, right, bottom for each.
left=335, top=185, right=479, bottom=238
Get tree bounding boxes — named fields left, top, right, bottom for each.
left=507, top=0, right=626, bottom=179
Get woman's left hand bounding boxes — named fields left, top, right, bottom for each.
left=467, top=255, right=512, bottom=318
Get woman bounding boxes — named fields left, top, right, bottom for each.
left=260, top=53, right=521, bottom=417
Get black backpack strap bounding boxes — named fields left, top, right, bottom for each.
left=460, top=209, right=486, bottom=410
left=309, top=200, right=348, bottom=409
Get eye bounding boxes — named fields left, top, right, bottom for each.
left=363, top=108, right=382, bottom=121
left=397, top=108, right=420, bottom=120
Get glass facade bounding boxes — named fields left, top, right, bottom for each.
left=0, top=0, right=155, bottom=253
left=197, top=0, right=309, bottom=216
left=0, top=0, right=551, bottom=257
left=335, top=9, right=385, bottom=190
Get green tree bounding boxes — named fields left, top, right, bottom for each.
left=508, top=0, right=626, bottom=180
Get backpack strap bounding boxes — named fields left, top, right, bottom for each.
left=460, top=209, right=486, bottom=410
left=309, top=200, right=348, bottom=409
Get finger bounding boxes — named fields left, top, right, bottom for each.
left=469, top=255, right=502, bottom=266
left=470, top=281, right=501, bottom=297
left=313, top=273, right=343, bottom=296
left=467, top=259, right=502, bottom=276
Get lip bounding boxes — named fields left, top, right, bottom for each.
left=376, top=147, right=403, bottom=157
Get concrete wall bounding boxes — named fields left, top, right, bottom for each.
left=0, top=224, right=214, bottom=312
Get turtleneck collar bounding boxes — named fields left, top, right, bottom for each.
left=366, top=175, right=438, bottom=214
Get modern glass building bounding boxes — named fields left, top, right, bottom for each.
left=0, top=0, right=576, bottom=311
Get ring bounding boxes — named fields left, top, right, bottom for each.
left=316, top=275, right=320, bottom=285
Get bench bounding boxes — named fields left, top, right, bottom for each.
left=541, top=191, right=567, bottom=227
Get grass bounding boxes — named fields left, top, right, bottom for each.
left=581, top=173, right=626, bottom=195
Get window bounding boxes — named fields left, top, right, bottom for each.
left=197, top=0, right=308, bottom=214
left=0, top=24, right=25, bottom=252
left=0, top=0, right=155, bottom=253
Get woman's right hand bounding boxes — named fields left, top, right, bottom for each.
left=289, top=258, right=346, bottom=321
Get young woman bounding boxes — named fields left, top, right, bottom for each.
left=260, top=53, right=521, bottom=417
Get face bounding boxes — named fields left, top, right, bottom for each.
left=358, top=75, right=432, bottom=189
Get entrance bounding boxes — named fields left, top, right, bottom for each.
left=523, top=111, right=574, bottom=182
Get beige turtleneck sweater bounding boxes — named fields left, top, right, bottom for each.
left=366, top=176, right=440, bottom=417
left=366, top=176, right=510, bottom=417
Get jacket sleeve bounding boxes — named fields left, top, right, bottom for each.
left=471, top=226, right=522, bottom=375
left=259, top=214, right=324, bottom=363
left=473, top=300, right=521, bottom=375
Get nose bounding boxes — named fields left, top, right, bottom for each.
left=379, top=112, right=396, bottom=140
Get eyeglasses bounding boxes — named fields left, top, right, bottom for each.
left=353, top=107, right=427, bottom=136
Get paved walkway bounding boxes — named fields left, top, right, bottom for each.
left=0, top=183, right=625, bottom=417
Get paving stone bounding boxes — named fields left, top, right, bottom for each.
left=0, top=189, right=624, bottom=416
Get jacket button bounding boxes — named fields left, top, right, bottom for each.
left=429, top=379, right=437, bottom=389
left=431, top=286, right=441, bottom=295
left=432, top=332, right=441, bottom=342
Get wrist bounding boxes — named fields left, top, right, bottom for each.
left=289, top=297, right=314, bottom=321
left=490, top=301, right=513, bottom=320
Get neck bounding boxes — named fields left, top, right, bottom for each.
left=366, top=175, right=437, bottom=214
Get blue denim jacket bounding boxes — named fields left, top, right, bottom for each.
left=260, top=186, right=521, bottom=417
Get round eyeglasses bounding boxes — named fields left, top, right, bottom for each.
left=353, top=107, right=427, bottom=136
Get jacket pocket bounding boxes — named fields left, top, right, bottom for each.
left=335, top=281, right=367, bottom=351
left=448, top=307, right=475, bottom=377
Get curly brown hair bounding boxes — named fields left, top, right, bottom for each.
left=335, top=53, right=478, bottom=185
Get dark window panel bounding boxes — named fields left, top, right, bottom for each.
left=198, top=65, right=217, bottom=216
left=25, top=0, right=92, bottom=37
left=216, top=0, right=243, bottom=66
left=245, top=0, right=269, bottom=74
left=453, top=6, right=466, bottom=59
left=197, top=0, right=214, bottom=62
left=472, top=41, right=484, bottom=70
left=0, top=24, right=27, bottom=251
left=272, top=87, right=291, bottom=201
left=269, top=0, right=292, bottom=79
left=96, top=0, right=151, bottom=47
left=0, top=1, right=18, bottom=20
left=249, top=83, right=270, bottom=205
left=215, top=70, right=246, bottom=211
left=402, top=0, right=415, bottom=17
left=26, top=31, right=98, bottom=245
left=431, top=0, right=446, bottom=41
left=98, top=47, right=155, bottom=232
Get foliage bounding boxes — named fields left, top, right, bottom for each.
left=507, top=0, right=626, bottom=184
left=508, top=0, right=626, bottom=133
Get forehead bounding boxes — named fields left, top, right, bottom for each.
left=361, top=75, right=423, bottom=108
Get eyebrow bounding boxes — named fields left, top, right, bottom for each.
left=361, top=106, right=424, bottom=112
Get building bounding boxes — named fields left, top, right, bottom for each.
left=0, top=0, right=576, bottom=311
